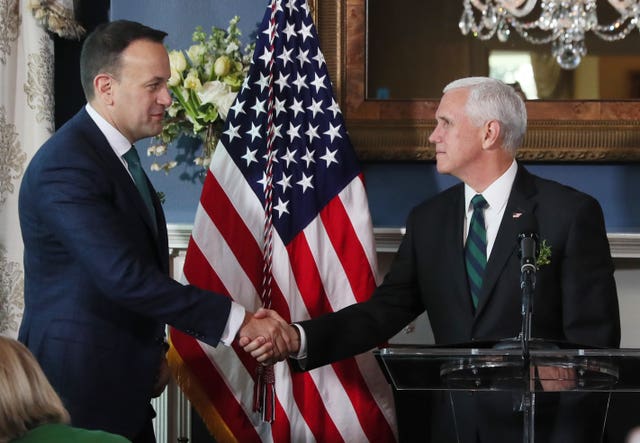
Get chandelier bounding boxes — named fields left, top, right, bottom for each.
left=459, top=0, right=640, bottom=69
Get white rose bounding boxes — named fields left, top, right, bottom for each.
left=196, top=80, right=228, bottom=106
left=196, top=81, right=237, bottom=120
left=216, top=90, right=237, bottom=121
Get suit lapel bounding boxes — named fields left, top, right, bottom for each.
left=78, top=110, right=165, bottom=259
left=475, top=166, right=538, bottom=316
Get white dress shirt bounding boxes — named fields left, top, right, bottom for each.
left=464, top=159, right=518, bottom=258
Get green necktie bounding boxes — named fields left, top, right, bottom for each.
left=465, top=194, right=488, bottom=310
left=123, top=146, right=156, bottom=220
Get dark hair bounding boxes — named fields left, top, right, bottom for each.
left=80, top=20, right=167, bottom=101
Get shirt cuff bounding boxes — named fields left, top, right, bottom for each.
left=219, top=302, right=245, bottom=346
left=291, top=323, right=308, bottom=360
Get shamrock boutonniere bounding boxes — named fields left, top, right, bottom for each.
left=536, top=239, right=552, bottom=269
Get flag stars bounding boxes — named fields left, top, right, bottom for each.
left=274, top=97, right=287, bottom=117
left=270, top=123, right=284, bottom=140
left=282, top=21, right=297, bottom=41
left=261, top=21, right=275, bottom=39
left=284, top=0, right=298, bottom=15
left=301, top=148, right=316, bottom=168
left=241, top=77, right=250, bottom=93
left=324, top=123, right=343, bottom=143
left=307, top=98, right=323, bottom=118
left=305, top=124, right=320, bottom=143
left=224, top=124, right=241, bottom=141
left=277, top=46, right=293, bottom=67
left=286, top=123, right=301, bottom=142
left=258, top=47, right=273, bottom=66
left=256, top=72, right=270, bottom=92
left=296, top=49, right=310, bottom=68
left=281, top=148, right=298, bottom=167
left=263, top=151, right=279, bottom=164
left=241, top=148, right=258, bottom=166
left=251, top=99, right=266, bottom=116
left=310, top=73, right=326, bottom=92
left=297, top=173, right=314, bottom=193
left=292, top=73, right=308, bottom=92
left=327, top=98, right=341, bottom=118
left=312, top=50, right=325, bottom=67
left=248, top=123, right=262, bottom=142
left=274, top=197, right=290, bottom=217
left=290, top=98, right=304, bottom=118
left=229, top=99, right=246, bottom=117
left=320, top=148, right=339, bottom=167
left=277, top=173, right=292, bottom=192
left=257, top=171, right=269, bottom=191
left=298, top=22, right=313, bottom=42
left=301, top=1, right=311, bottom=16
left=275, top=73, right=290, bottom=91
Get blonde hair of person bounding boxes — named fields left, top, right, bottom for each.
left=0, top=336, right=70, bottom=443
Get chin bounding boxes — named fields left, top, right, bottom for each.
left=435, top=161, right=448, bottom=174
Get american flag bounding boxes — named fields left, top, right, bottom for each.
left=168, top=0, right=397, bottom=441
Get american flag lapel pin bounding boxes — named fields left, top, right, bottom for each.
left=512, top=212, right=523, bottom=219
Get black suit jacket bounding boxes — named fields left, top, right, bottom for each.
left=297, top=165, right=620, bottom=442
left=18, top=108, right=233, bottom=439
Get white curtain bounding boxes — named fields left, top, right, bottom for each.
left=0, top=0, right=59, bottom=337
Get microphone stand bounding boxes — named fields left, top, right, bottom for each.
left=520, top=261, right=536, bottom=443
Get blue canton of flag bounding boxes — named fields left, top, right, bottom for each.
left=223, top=0, right=360, bottom=245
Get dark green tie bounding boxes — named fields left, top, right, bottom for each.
left=123, top=146, right=156, bottom=220
left=465, top=194, right=488, bottom=310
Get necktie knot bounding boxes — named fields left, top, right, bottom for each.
left=471, top=194, right=487, bottom=211
left=123, top=146, right=142, bottom=166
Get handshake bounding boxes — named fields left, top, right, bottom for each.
left=238, top=308, right=301, bottom=365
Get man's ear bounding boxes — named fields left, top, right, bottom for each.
left=482, top=119, right=501, bottom=150
left=94, top=74, right=114, bottom=105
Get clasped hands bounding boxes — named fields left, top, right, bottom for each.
left=238, top=308, right=300, bottom=365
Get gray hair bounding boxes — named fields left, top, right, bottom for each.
left=443, top=77, right=527, bottom=155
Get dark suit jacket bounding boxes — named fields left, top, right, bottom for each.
left=297, top=165, right=620, bottom=442
left=18, top=108, right=232, bottom=439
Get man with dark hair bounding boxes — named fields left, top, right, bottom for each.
left=18, top=20, right=290, bottom=443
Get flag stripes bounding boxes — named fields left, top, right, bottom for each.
left=169, top=0, right=397, bottom=440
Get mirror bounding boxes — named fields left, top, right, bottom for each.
left=315, top=0, right=640, bottom=161
left=366, top=0, right=640, bottom=101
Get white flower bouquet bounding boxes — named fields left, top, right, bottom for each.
left=149, top=17, right=254, bottom=173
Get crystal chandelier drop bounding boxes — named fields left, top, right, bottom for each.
left=459, top=0, right=640, bottom=70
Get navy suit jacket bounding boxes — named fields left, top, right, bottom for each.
left=18, top=108, right=232, bottom=439
left=297, top=165, right=620, bottom=442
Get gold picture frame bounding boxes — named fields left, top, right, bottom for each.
left=315, top=0, right=640, bottom=162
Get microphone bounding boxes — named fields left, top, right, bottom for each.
left=517, top=212, right=539, bottom=274
left=517, top=212, right=539, bottom=361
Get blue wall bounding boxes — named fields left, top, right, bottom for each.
left=112, top=0, right=640, bottom=232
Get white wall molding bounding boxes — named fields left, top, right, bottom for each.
left=168, top=224, right=640, bottom=259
